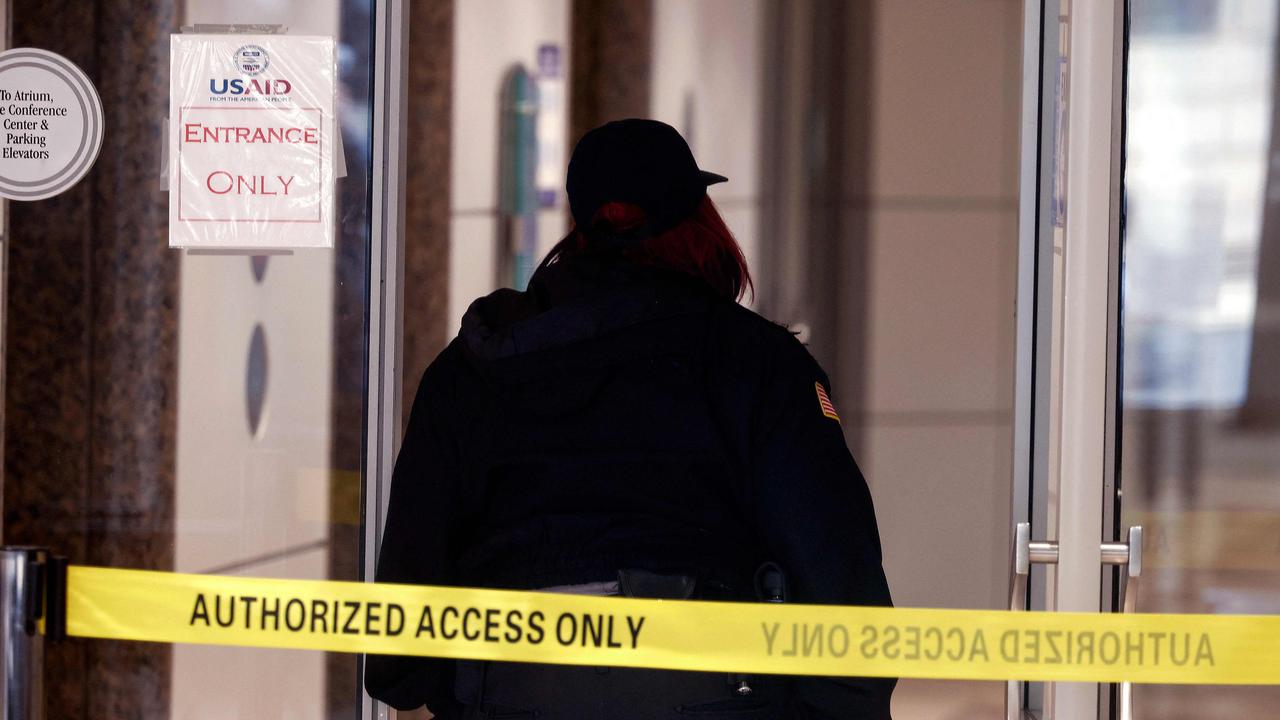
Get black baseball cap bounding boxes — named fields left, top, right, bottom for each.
left=566, top=118, right=727, bottom=236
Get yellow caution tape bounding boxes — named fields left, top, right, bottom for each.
left=66, top=565, right=1280, bottom=685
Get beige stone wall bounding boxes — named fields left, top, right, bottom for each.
left=835, top=0, right=1022, bottom=617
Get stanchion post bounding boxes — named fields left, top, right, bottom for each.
left=0, top=547, right=49, bottom=720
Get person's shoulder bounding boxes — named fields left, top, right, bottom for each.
left=411, top=336, right=469, bottom=401
left=714, top=300, right=807, bottom=351
left=708, top=299, right=821, bottom=375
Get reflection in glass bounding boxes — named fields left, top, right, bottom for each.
left=1122, top=0, right=1280, bottom=716
left=169, top=1, right=373, bottom=718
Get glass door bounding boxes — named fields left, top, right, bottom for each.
left=1012, top=0, right=1130, bottom=716
left=1115, top=0, right=1280, bottom=717
left=1008, top=0, right=1124, bottom=716
left=0, top=1, right=404, bottom=719
left=1017, top=0, right=1280, bottom=718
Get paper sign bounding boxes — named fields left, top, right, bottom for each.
left=169, top=35, right=336, bottom=249
left=0, top=48, right=104, bottom=201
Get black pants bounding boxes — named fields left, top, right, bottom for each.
left=454, top=660, right=795, bottom=720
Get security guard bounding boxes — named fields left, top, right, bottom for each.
left=365, top=119, right=894, bottom=719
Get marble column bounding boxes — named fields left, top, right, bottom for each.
left=755, top=0, right=869, bottom=448
left=401, top=0, right=455, bottom=425
left=3, top=4, right=97, bottom=716
left=570, top=0, right=654, bottom=145
left=3, top=0, right=180, bottom=718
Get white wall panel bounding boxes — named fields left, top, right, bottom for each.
left=452, top=0, right=570, bottom=213
left=449, top=0, right=571, bottom=326
left=651, top=0, right=765, bottom=292
left=652, top=0, right=764, bottom=201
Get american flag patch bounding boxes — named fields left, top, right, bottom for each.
left=815, top=382, right=840, bottom=422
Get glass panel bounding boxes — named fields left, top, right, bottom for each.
left=1122, top=0, right=1280, bottom=716
left=168, top=2, right=371, bottom=712
left=172, top=1, right=371, bottom=717
left=3, top=0, right=372, bottom=716
left=170, top=1, right=373, bottom=717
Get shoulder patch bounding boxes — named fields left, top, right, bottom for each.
left=815, top=382, right=840, bottom=423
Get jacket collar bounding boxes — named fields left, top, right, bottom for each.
left=460, top=252, right=711, bottom=361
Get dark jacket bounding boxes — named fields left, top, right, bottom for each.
left=365, top=251, right=894, bottom=718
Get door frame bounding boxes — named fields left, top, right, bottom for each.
left=1014, top=0, right=1127, bottom=718
left=362, top=1, right=1134, bottom=718
left=363, top=0, right=410, bottom=718
left=1049, top=1, right=1125, bottom=717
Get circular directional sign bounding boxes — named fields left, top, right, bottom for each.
left=0, top=48, right=104, bottom=201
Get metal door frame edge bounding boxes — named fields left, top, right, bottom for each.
left=1013, top=0, right=1061, bottom=714
left=1098, top=0, right=1129, bottom=716
left=1050, top=0, right=1125, bottom=717
left=364, top=0, right=409, bottom=718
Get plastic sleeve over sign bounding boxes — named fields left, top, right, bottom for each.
left=168, top=34, right=337, bottom=249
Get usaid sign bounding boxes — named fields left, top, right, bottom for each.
left=169, top=35, right=336, bottom=249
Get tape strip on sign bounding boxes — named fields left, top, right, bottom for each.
left=66, top=565, right=1280, bottom=685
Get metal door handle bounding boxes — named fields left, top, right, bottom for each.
left=1006, top=523, right=1144, bottom=720
left=1114, top=526, right=1143, bottom=720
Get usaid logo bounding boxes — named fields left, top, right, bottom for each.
left=232, top=45, right=269, bottom=76
left=209, top=78, right=293, bottom=95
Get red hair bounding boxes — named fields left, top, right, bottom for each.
left=540, top=196, right=753, bottom=302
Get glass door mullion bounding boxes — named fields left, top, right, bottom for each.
left=363, top=1, right=409, bottom=719
left=1015, top=0, right=1128, bottom=717
left=1012, top=0, right=1063, bottom=710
